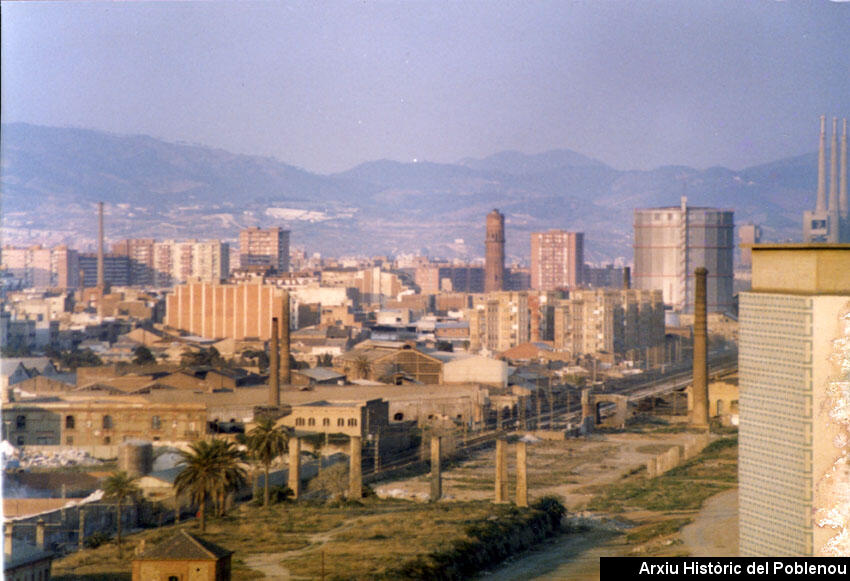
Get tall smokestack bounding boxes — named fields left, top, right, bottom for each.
left=97, top=202, right=105, bottom=288
left=817, top=115, right=827, bottom=213
left=484, top=209, right=505, bottom=292
left=841, top=118, right=848, bottom=222
left=830, top=117, right=839, bottom=216
left=269, top=317, right=280, bottom=407
left=691, top=267, right=709, bottom=429
left=623, top=266, right=631, bottom=290
left=280, top=290, right=291, bottom=385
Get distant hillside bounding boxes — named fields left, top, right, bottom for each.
left=1, top=123, right=814, bottom=262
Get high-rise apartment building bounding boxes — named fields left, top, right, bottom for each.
left=240, top=227, right=290, bottom=272
left=531, top=230, right=584, bottom=291
left=113, top=238, right=156, bottom=286
left=152, top=240, right=230, bottom=286
left=2, top=245, right=80, bottom=289
left=79, top=254, right=131, bottom=287
left=634, top=197, right=734, bottom=314
left=484, top=210, right=505, bottom=292
left=738, top=244, right=850, bottom=556
left=467, top=291, right=529, bottom=353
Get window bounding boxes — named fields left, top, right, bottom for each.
left=16, top=415, right=26, bottom=429
left=104, top=436, right=111, bottom=444
left=296, top=418, right=305, bottom=426
left=102, top=415, right=113, bottom=430
left=322, top=418, right=330, bottom=426
left=65, top=415, right=75, bottom=429
left=337, top=418, right=345, bottom=427
left=393, top=412, right=404, bottom=421
left=347, top=418, right=358, bottom=427
left=151, top=416, right=162, bottom=430
left=169, top=577, right=179, bottom=581
left=308, top=418, right=316, bottom=426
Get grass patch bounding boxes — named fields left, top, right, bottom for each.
left=588, top=436, right=737, bottom=514
left=625, top=518, right=693, bottom=544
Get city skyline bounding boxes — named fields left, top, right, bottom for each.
left=2, top=2, right=850, bottom=175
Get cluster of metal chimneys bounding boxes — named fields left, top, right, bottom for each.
left=816, top=116, right=848, bottom=231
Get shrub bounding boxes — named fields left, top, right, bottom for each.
left=83, top=532, right=111, bottom=549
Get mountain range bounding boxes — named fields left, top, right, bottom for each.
left=1, top=123, right=814, bottom=263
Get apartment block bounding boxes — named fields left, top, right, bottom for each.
left=414, top=265, right=484, bottom=293
left=239, top=227, right=290, bottom=272
left=552, top=288, right=664, bottom=358
left=531, top=230, right=584, bottom=291
left=467, top=291, right=530, bottom=353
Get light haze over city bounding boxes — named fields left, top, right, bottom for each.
left=2, top=1, right=850, bottom=174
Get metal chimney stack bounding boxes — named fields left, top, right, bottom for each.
left=280, top=290, right=291, bottom=385
left=269, top=317, right=280, bottom=407
left=97, top=201, right=105, bottom=288
left=691, top=267, right=709, bottom=429
left=817, top=115, right=827, bottom=213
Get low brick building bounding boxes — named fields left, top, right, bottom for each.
left=132, top=530, right=232, bottom=581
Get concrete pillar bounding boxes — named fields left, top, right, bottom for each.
left=691, top=267, right=709, bottom=429
left=280, top=290, right=291, bottom=385
left=495, top=438, right=508, bottom=503
left=430, top=436, right=442, bottom=501
left=288, top=436, right=301, bottom=499
left=5, top=523, right=13, bottom=556
left=349, top=436, right=362, bottom=499
left=78, top=509, right=86, bottom=549
left=36, top=518, right=45, bottom=550
left=269, top=317, right=280, bottom=407
left=516, top=441, right=528, bottom=507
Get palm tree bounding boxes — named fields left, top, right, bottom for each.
left=174, top=439, right=246, bottom=532
left=247, top=419, right=289, bottom=508
left=102, top=471, right=140, bottom=556
left=353, top=354, right=372, bottom=379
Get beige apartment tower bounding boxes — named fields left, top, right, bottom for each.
left=240, top=227, right=290, bottom=272
left=530, top=230, right=584, bottom=291
left=738, top=244, right=850, bottom=556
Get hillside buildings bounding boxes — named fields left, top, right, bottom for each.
left=803, top=116, right=849, bottom=243
left=531, top=230, right=584, bottom=291
left=239, top=227, right=290, bottom=272
left=484, top=210, right=505, bottom=292
left=633, top=197, right=734, bottom=314
left=738, top=244, right=850, bottom=556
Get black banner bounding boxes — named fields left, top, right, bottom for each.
left=601, top=557, right=850, bottom=580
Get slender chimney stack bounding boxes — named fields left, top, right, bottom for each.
left=280, top=290, right=291, bottom=385
left=97, top=202, right=105, bottom=288
left=817, top=116, right=827, bottom=213
left=623, top=266, right=631, bottom=290
left=829, top=118, right=840, bottom=245
left=691, top=267, right=709, bottom=429
left=269, top=317, right=280, bottom=407
left=841, top=118, right=848, bottom=222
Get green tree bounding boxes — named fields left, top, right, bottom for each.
left=174, top=439, right=246, bottom=532
left=102, top=471, right=140, bottom=557
left=352, top=354, right=372, bottom=379
left=316, top=353, right=334, bottom=367
left=247, top=419, right=290, bottom=508
left=132, top=345, right=156, bottom=366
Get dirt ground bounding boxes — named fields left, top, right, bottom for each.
left=374, top=429, right=708, bottom=512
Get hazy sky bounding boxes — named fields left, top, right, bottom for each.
left=2, top=1, right=849, bottom=174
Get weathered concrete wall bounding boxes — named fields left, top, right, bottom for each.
left=645, top=432, right=712, bottom=478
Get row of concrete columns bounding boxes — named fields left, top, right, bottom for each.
left=495, top=439, right=528, bottom=507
